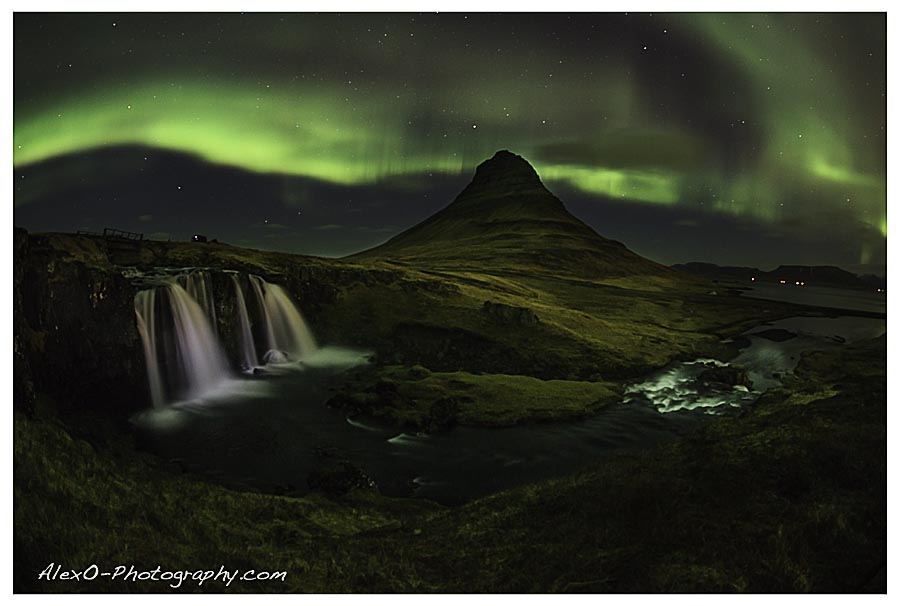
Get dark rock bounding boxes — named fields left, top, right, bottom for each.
left=13, top=230, right=355, bottom=419
left=483, top=300, right=539, bottom=325
left=374, top=380, right=399, bottom=397
left=14, top=232, right=149, bottom=417
left=407, top=365, right=431, bottom=379
left=163, top=458, right=187, bottom=474
left=698, top=365, right=753, bottom=389
left=307, top=448, right=378, bottom=497
left=424, top=397, right=462, bottom=432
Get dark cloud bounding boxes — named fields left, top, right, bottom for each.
left=533, top=131, right=710, bottom=171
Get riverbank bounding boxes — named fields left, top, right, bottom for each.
left=14, top=334, right=885, bottom=592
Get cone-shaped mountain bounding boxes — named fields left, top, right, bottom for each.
left=354, top=150, right=675, bottom=279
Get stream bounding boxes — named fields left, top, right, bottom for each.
left=134, top=287, right=886, bottom=505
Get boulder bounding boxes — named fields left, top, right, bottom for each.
left=698, top=364, right=753, bottom=389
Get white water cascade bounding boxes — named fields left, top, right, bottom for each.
left=179, top=271, right=217, bottom=331
left=249, top=275, right=277, bottom=357
left=169, top=282, right=231, bottom=401
left=134, top=289, right=165, bottom=408
left=249, top=275, right=318, bottom=362
left=231, top=274, right=259, bottom=370
left=135, top=271, right=319, bottom=406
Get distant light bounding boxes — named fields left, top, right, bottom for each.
left=800, top=282, right=805, bottom=286
left=751, top=277, right=756, bottom=282
left=779, top=280, right=786, bottom=284
left=795, top=281, right=801, bottom=286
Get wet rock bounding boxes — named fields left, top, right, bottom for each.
left=698, top=365, right=753, bottom=389
left=263, top=349, right=290, bottom=364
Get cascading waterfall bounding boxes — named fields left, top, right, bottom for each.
left=179, top=270, right=217, bottom=332
left=249, top=275, right=278, bottom=357
left=134, top=270, right=319, bottom=406
left=249, top=275, right=318, bottom=362
left=231, top=274, right=259, bottom=370
left=166, top=283, right=231, bottom=400
left=134, top=280, right=230, bottom=406
left=263, top=282, right=318, bottom=360
left=134, top=289, right=165, bottom=408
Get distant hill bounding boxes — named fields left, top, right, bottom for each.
left=354, top=150, right=678, bottom=280
left=672, top=262, right=886, bottom=290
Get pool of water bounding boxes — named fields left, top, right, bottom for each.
left=740, top=282, right=885, bottom=315
left=134, top=314, right=885, bottom=505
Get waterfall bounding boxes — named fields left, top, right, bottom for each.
left=249, top=275, right=277, bottom=356
left=134, top=289, right=165, bottom=408
left=249, top=274, right=317, bottom=361
left=263, top=282, right=318, bottom=358
left=179, top=271, right=217, bottom=332
left=134, top=281, right=231, bottom=406
left=166, top=283, right=231, bottom=400
left=134, top=271, right=318, bottom=407
left=231, top=274, right=259, bottom=370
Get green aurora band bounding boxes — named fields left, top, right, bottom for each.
left=13, top=13, right=886, bottom=246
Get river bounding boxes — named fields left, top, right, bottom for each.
left=133, top=285, right=886, bottom=505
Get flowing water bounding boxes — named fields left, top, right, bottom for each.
left=133, top=281, right=886, bottom=504
left=134, top=271, right=317, bottom=407
left=231, top=274, right=259, bottom=370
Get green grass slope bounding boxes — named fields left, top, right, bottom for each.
left=14, top=336, right=885, bottom=593
left=352, top=150, right=682, bottom=282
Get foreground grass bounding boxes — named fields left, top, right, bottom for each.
left=14, top=337, right=886, bottom=593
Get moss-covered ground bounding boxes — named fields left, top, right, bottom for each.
left=14, top=336, right=886, bottom=593
left=329, top=365, right=622, bottom=429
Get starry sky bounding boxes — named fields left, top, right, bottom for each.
left=12, top=12, right=887, bottom=272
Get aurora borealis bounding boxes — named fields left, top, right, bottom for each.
left=13, top=12, right=886, bottom=270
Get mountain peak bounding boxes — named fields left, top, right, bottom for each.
left=352, top=150, right=675, bottom=280
left=475, top=149, right=540, bottom=180
left=460, top=149, right=545, bottom=198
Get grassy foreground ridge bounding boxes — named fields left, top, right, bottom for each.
left=14, top=336, right=885, bottom=592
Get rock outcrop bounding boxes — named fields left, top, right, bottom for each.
left=482, top=300, right=539, bottom=325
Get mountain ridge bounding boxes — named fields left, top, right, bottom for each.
left=672, top=261, right=886, bottom=290
left=354, top=150, right=678, bottom=280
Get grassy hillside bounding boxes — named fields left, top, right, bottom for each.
left=353, top=151, right=680, bottom=281
left=14, top=336, right=885, bottom=592
left=17, top=228, right=810, bottom=425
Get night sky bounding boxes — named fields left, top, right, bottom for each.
left=13, top=12, right=886, bottom=272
